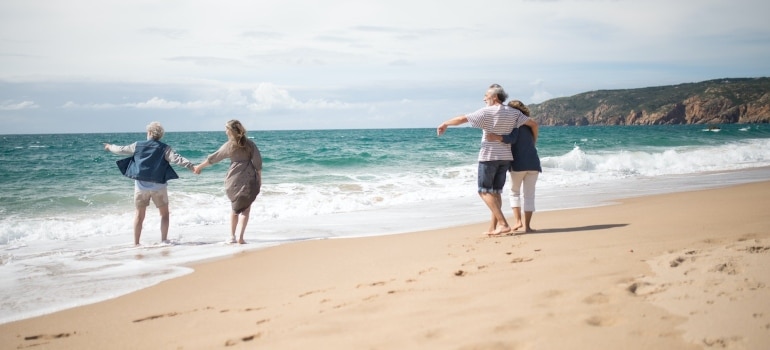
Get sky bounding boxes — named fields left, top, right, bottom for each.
left=1, top=0, right=770, bottom=134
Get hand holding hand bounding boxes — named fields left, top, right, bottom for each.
left=103, top=143, right=110, bottom=151
left=193, top=165, right=202, bottom=174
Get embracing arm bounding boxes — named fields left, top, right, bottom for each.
left=436, top=115, right=469, bottom=136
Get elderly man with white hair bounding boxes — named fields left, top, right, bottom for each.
left=104, top=121, right=196, bottom=246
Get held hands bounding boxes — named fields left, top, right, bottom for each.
left=103, top=143, right=111, bottom=151
left=194, top=161, right=210, bottom=175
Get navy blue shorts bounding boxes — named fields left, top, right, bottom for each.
left=477, top=160, right=510, bottom=193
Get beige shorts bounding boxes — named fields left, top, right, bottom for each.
left=134, top=188, right=170, bottom=208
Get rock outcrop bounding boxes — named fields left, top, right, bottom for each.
left=530, top=78, right=770, bottom=126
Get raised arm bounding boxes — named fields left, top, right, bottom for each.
left=436, top=115, right=469, bottom=136
left=164, top=147, right=196, bottom=172
left=103, top=142, right=136, bottom=156
left=193, top=160, right=210, bottom=174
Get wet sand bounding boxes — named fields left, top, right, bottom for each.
left=2, top=181, right=769, bottom=349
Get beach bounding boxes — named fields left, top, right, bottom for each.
left=1, top=181, right=768, bottom=349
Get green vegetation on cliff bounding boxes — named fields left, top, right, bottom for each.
left=531, top=77, right=770, bottom=126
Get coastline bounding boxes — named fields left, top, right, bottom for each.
left=2, top=181, right=769, bottom=349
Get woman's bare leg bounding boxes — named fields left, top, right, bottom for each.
left=238, top=206, right=251, bottom=244
left=524, top=211, right=536, bottom=233
left=512, top=206, right=523, bottom=231
left=229, top=211, right=238, bottom=243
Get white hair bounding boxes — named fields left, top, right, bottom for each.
left=146, top=121, right=164, bottom=140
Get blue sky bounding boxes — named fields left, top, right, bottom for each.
left=2, top=0, right=769, bottom=134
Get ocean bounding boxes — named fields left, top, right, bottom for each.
left=2, top=124, right=770, bottom=324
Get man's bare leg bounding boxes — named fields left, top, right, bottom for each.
left=158, top=205, right=170, bottom=243
left=480, top=193, right=510, bottom=235
left=134, top=206, right=147, bottom=246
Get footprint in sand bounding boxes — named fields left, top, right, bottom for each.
left=542, top=289, right=563, bottom=299
left=627, top=281, right=664, bottom=296
left=133, top=312, right=179, bottom=322
left=585, top=315, right=616, bottom=327
left=493, top=318, right=528, bottom=333
left=24, top=333, right=73, bottom=341
left=583, top=292, right=610, bottom=305
left=299, top=289, right=325, bottom=297
left=669, top=256, right=687, bottom=267
left=224, top=333, right=260, bottom=347
left=702, top=336, right=743, bottom=347
left=709, top=261, right=741, bottom=275
left=356, top=281, right=387, bottom=288
left=745, top=246, right=770, bottom=253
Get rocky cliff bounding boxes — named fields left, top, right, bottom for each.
left=530, top=77, right=770, bottom=126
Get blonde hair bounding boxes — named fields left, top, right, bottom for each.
left=146, top=121, right=165, bottom=140
left=508, top=100, right=530, bottom=117
left=225, top=119, right=248, bottom=148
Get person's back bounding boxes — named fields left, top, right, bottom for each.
left=468, top=105, right=524, bottom=162
left=511, top=125, right=541, bottom=172
left=122, top=139, right=178, bottom=184
left=104, top=121, right=195, bottom=245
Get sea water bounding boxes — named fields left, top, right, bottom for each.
left=1, top=124, right=770, bottom=324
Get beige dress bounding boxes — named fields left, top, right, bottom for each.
left=206, top=139, right=262, bottom=214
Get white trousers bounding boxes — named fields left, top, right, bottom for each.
left=509, top=170, right=539, bottom=212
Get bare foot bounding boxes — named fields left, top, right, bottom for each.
left=523, top=227, right=537, bottom=234
left=487, top=225, right=512, bottom=236
left=512, top=223, right=523, bottom=231
left=238, top=239, right=247, bottom=244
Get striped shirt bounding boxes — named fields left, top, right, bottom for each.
left=466, top=105, right=530, bottom=161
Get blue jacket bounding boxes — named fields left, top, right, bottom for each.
left=116, top=140, right=179, bottom=184
left=502, top=126, right=542, bottom=172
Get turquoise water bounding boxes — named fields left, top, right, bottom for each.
left=3, top=124, right=768, bottom=219
left=1, top=124, right=770, bottom=323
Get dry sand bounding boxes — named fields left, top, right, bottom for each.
left=2, top=181, right=769, bottom=349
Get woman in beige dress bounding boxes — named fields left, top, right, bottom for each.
left=194, top=120, right=262, bottom=244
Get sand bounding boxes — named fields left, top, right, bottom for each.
left=2, top=181, right=769, bottom=349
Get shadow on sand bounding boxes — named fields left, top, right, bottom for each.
left=524, top=223, right=628, bottom=235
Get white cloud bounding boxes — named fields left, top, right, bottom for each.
left=58, top=84, right=356, bottom=113
left=0, top=100, right=38, bottom=110
left=247, top=83, right=356, bottom=111
left=61, top=98, right=222, bottom=110
left=528, top=80, right=553, bottom=104
left=1, top=0, right=769, bottom=133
